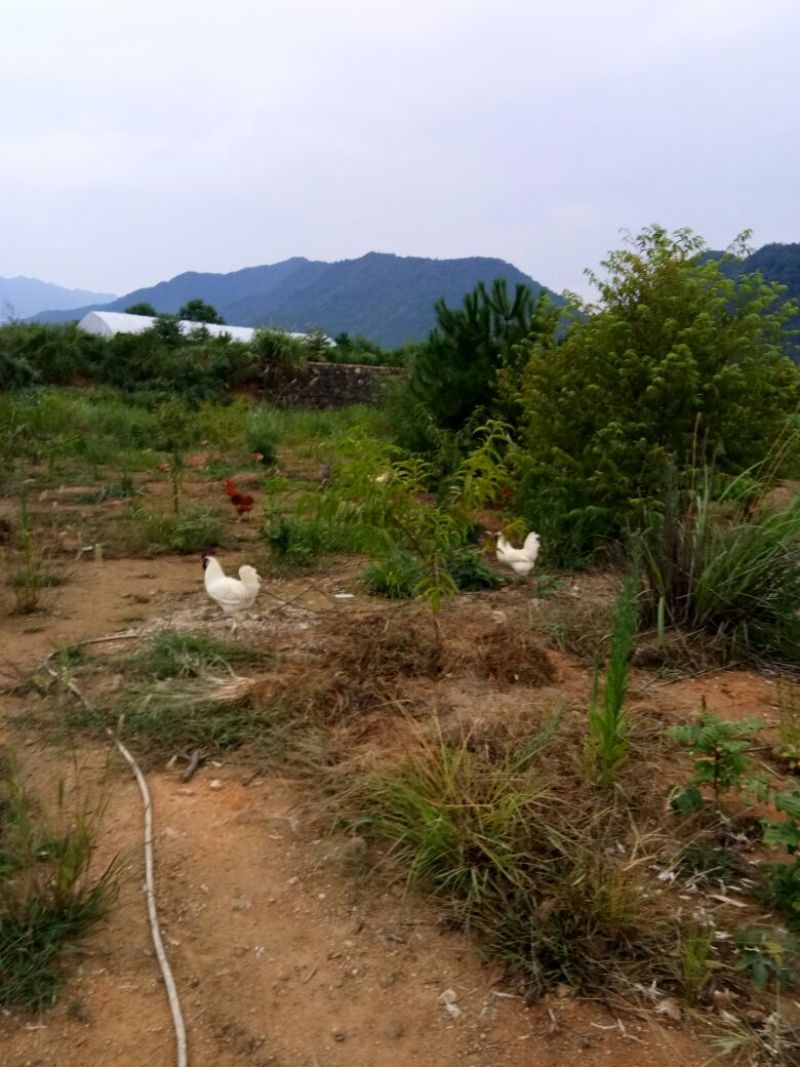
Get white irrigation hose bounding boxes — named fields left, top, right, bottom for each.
left=109, top=731, right=188, bottom=1067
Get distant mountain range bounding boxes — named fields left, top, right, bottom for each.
left=1, top=276, right=116, bottom=320
left=30, top=252, right=559, bottom=347
left=716, top=243, right=800, bottom=331
left=22, top=242, right=800, bottom=347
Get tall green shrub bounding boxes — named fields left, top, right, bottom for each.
left=407, top=279, right=559, bottom=432
left=514, top=226, right=800, bottom=563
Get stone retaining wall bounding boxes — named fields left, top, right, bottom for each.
left=269, top=361, right=404, bottom=408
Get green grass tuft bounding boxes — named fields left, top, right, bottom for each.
left=0, top=753, right=117, bottom=1010
left=639, top=471, right=800, bottom=665
left=340, top=728, right=673, bottom=996
left=129, top=630, right=271, bottom=679
left=361, top=550, right=424, bottom=599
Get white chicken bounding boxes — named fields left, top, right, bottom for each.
left=202, top=553, right=261, bottom=630
left=495, top=531, right=540, bottom=583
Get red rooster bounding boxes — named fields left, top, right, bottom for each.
left=223, top=478, right=254, bottom=520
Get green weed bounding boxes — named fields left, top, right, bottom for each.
left=0, top=752, right=117, bottom=1010
left=754, top=783, right=800, bottom=925
left=350, top=736, right=547, bottom=917
left=669, top=711, right=765, bottom=812
left=6, top=499, right=63, bottom=614
left=586, top=577, right=638, bottom=788
left=65, top=678, right=324, bottom=769
left=678, top=920, right=714, bottom=1001
left=360, top=545, right=500, bottom=600
left=775, top=679, right=800, bottom=772
left=309, top=419, right=512, bottom=609
left=262, top=511, right=368, bottom=567
left=735, top=928, right=800, bottom=991
left=361, top=549, right=424, bottom=599
left=340, top=728, right=669, bottom=996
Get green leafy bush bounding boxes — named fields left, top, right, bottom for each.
left=0, top=321, right=257, bottom=401
left=513, top=226, right=800, bottom=563
left=0, top=323, right=106, bottom=389
left=756, top=784, right=800, bottom=924
left=361, top=549, right=424, bottom=599
left=443, top=544, right=503, bottom=591
left=735, top=928, right=800, bottom=990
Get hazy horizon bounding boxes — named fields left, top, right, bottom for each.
left=2, top=0, right=798, bottom=299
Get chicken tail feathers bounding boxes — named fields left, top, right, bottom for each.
left=238, top=564, right=261, bottom=590
left=523, top=531, right=541, bottom=559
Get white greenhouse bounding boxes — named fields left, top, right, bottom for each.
left=78, top=311, right=258, bottom=343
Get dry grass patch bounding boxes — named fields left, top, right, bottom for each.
left=470, top=623, right=556, bottom=687
left=316, top=603, right=558, bottom=694
left=320, top=607, right=444, bottom=682
left=528, top=595, right=615, bottom=658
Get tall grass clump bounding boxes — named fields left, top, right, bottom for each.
left=263, top=510, right=374, bottom=568
left=586, top=576, right=638, bottom=788
left=351, top=734, right=548, bottom=921
left=637, top=470, right=800, bottom=664
left=343, top=727, right=673, bottom=996
left=0, top=752, right=117, bottom=1009
left=243, top=405, right=280, bottom=466
left=6, top=499, right=63, bottom=614
left=360, top=549, right=425, bottom=599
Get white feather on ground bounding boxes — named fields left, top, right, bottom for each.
left=202, top=555, right=261, bottom=621
left=495, top=531, right=540, bottom=579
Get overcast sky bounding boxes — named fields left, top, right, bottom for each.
left=1, top=0, right=798, bottom=298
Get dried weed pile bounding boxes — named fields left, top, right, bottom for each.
left=321, top=607, right=444, bottom=685
left=470, top=623, right=557, bottom=687
left=316, top=602, right=558, bottom=694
